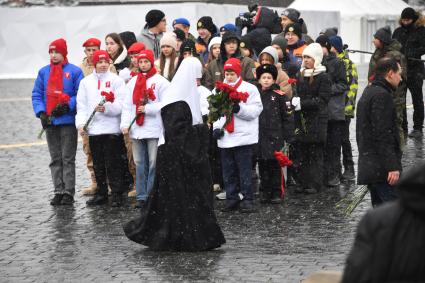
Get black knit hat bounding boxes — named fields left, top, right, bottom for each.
left=256, top=64, right=278, bottom=81
left=284, top=23, right=302, bottom=39
left=281, top=8, right=300, bottom=22
left=271, top=35, right=287, bottom=52
left=146, top=9, right=165, bottom=29
left=180, top=39, right=196, bottom=54
left=401, top=7, right=418, bottom=21
left=173, top=29, right=186, bottom=42
left=119, top=31, right=137, bottom=50
left=197, top=16, right=217, bottom=35
left=316, top=34, right=332, bottom=52
left=374, top=26, right=393, bottom=45
left=240, top=35, right=254, bottom=54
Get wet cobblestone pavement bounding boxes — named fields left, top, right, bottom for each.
left=0, top=75, right=424, bottom=282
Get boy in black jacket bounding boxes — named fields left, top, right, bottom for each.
left=256, top=64, right=294, bottom=203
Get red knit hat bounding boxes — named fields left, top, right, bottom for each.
left=224, top=58, right=241, bottom=76
left=92, top=50, right=110, bottom=66
left=137, top=49, right=154, bottom=65
left=49, top=38, right=68, bottom=58
left=128, top=42, right=146, bottom=54
left=83, top=38, right=101, bottom=48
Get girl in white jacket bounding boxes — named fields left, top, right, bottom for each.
left=212, top=58, right=263, bottom=213
left=76, top=50, right=128, bottom=207
left=121, top=49, right=170, bottom=209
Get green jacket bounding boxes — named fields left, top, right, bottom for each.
left=338, top=51, right=358, bottom=118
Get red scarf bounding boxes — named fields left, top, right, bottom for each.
left=224, top=77, right=243, bottom=133
left=132, top=67, right=157, bottom=126
left=46, top=58, right=68, bottom=115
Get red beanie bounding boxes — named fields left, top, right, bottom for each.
left=137, top=49, right=155, bottom=65
left=49, top=38, right=68, bottom=58
left=224, top=58, right=242, bottom=77
left=128, top=42, right=146, bottom=54
left=83, top=38, right=101, bottom=48
left=92, top=50, right=111, bottom=66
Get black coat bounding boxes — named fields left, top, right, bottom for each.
left=356, top=77, right=402, bottom=185
left=123, top=101, right=225, bottom=251
left=342, top=162, right=425, bottom=283
left=323, top=53, right=349, bottom=121
left=294, top=72, right=331, bottom=144
left=257, top=84, right=294, bottom=160
left=393, top=20, right=425, bottom=78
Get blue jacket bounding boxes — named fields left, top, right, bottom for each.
left=32, top=63, right=83, bottom=126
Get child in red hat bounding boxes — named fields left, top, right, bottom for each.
left=75, top=50, right=129, bottom=207
left=120, top=49, right=170, bottom=209
left=212, top=57, right=263, bottom=213
left=31, top=38, right=84, bottom=206
left=119, top=42, right=146, bottom=83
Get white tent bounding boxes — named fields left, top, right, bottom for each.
left=289, top=0, right=409, bottom=63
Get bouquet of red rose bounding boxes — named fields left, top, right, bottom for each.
left=83, top=91, right=115, bottom=132
left=274, top=144, right=293, bottom=198
left=207, top=81, right=249, bottom=133
left=38, top=93, right=70, bottom=139
left=128, top=87, right=156, bottom=131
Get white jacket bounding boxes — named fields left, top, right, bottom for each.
left=121, top=73, right=170, bottom=139
left=213, top=80, right=263, bottom=148
left=76, top=70, right=127, bottom=136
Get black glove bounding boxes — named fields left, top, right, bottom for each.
left=232, top=103, right=240, bottom=113
left=39, top=112, right=50, bottom=129
left=212, top=129, right=224, bottom=140
left=51, top=103, right=70, bottom=117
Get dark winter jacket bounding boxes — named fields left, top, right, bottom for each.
left=257, top=84, right=294, bottom=160
left=322, top=53, right=349, bottom=121
left=356, top=77, right=402, bottom=185
left=203, top=31, right=256, bottom=90
left=393, top=12, right=425, bottom=79
left=342, top=161, right=425, bottom=283
left=294, top=72, right=331, bottom=144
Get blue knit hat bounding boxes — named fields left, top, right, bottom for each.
left=173, top=18, right=190, bottom=27
left=220, top=23, right=237, bottom=33
left=329, top=36, right=343, bottom=53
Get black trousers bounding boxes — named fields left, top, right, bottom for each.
left=293, top=142, right=325, bottom=190
left=341, top=118, right=354, bottom=168
left=325, top=121, right=345, bottom=179
left=407, top=75, right=424, bottom=131
left=89, top=134, right=126, bottom=195
left=258, top=159, right=281, bottom=197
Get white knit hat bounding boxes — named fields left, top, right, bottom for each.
left=208, top=36, right=222, bottom=52
left=160, top=32, right=178, bottom=50
left=302, top=43, right=323, bottom=68
left=259, top=46, right=278, bottom=65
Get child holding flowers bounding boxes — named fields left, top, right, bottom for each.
left=75, top=50, right=128, bottom=207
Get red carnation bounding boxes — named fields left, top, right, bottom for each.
left=287, top=78, right=297, bottom=85
left=274, top=151, right=293, bottom=167
left=58, top=93, right=70, bottom=104
left=101, top=91, right=115, bottom=103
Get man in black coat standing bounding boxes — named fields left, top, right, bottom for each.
left=393, top=7, right=425, bottom=139
left=356, top=57, right=402, bottom=207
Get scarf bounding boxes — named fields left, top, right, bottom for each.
left=46, top=58, right=68, bottom=115
left=224, top=77, right=243, bottom=133
left=300, top=65, right=327, bottom=77
left=132, top=67, right=157, bottom=126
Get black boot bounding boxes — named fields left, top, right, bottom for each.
left=240, top=200, right=256, bottom=213
left=221, top=199, right=240, bottom=212
left=111, top=193, right=122, bottom=207
left=86, top=194, right=108, bottom=206
left=260, top=191, right=271, bottom=204
left=342, top=165, right=355, bottom=180
left=270, top=191, right=282, bottom=204
left=61, top=194, right=74, bottom=205
left=50, top=194, right=63, bottom=206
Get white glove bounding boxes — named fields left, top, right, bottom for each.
left=291, top=97, right=301, bottom=111
left=119, top=68, right=131, bottom=83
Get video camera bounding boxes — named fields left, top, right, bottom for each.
left=236, top=4, right=258, bottom=31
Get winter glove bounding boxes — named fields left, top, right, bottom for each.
left=232, top=103, right=241, bottom=113
left=212, top=129, right=224, bottom=140
left=39, top=112, right=50, bottom=129
left=51, top=103, right=70, bottom=117
left=291, top=97, right=301, bottom=111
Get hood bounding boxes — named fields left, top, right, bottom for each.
left=386, top=39, right=402, bottom=53
left=396, top=161, right=425, bottom=216
left=399, top=10, right=425, bottom=28
left=219, top=31, right=241, bottom=62
left=259, top=46, right=278, bottom=64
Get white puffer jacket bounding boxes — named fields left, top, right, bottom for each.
left=213, top=79, right=263, bottom=148
left=76, top=70, right=127, bottom=135
left=121, top=73, right=170, bottom=139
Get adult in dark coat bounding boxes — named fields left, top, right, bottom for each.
left=291, top=43, right=331, bottom=194
left=356, top=57, right=402, bottom=207
left=393, top=8, right=425, bottom=138
left=123, top=101, right=225, bottom=251
left=342, top=161, right=425, bottom=283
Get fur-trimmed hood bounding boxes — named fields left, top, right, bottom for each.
left=399, top=10, right=425, bottom=28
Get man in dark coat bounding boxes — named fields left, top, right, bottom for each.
left=316, top=35, right=349, bottom=187
left=356, top=57, right=402, bottom=207
left=393, top=7, right=425, bottom=139
left=342, top=161, right=425, bottom=283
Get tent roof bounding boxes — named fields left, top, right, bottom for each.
left=289, top=0, right=409, bottom=17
